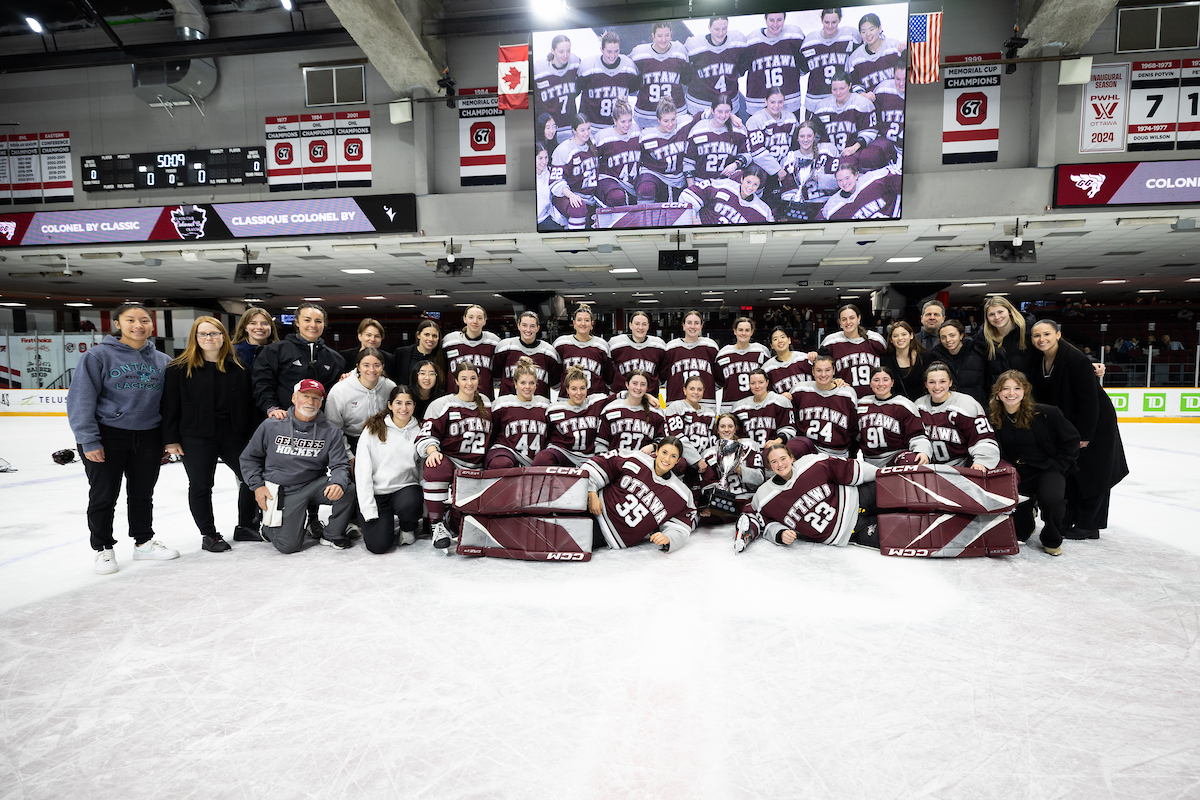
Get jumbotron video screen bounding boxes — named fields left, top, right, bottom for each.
left=533, top=3, right=908, bottom=232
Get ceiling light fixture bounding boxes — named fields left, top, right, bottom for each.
left=853, top=225, right=908, bottom=235
left=1116, top=216, right=1178, bottom=226
left=123, top=277, right=157, bottom=283
left=341, top=268, right=375, bottom=274
left=771, top=228, right=824, bottom=238
left=934, top=244, right=987, bottom=253
left=961, top=282, right=989, bottom=287
left=1061, top=290, right=1085, bottom=295
left=1100, top=279, right=1127, bottom=284
left=886, top=257, right=922, bottom=263
left=332, top=243, right=378, bottom=252
left=937, top=222, right=995, bottom=233
left=609, top=267, right=638, bottom=274
left=1023, top=218, right=1087, bottom=230
left=26, top=17, right=43, bottom=33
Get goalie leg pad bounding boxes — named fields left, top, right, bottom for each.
left=878, top=512, right=1019, bottom=558
left=452, top=466, right=591, bottom=516
left=456, top=515, right=593, bottom=561
left=875, top=462, right=1019, bottom=514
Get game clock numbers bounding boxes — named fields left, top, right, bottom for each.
left=80, top=147, right=267, bottom=192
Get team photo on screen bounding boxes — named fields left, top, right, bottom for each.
left=532, top=3, right=909, bottom=232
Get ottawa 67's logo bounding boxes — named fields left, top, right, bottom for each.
left=309, top=139, right=329, bottom=162
left=274, top=142, right=293, bottom=165
left=470, top=121, right=496, bottom=152
left=956, top=92, right=988, bottom=126
left=343, top=138, right=363, bottom=161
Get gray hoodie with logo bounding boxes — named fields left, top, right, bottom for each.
left=67, top=335, right=170, bottom=450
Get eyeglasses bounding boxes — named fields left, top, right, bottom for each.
left=196, top=332, right=224, bottom=339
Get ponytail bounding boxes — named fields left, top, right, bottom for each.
left=363, top=385, right=413, bottom=443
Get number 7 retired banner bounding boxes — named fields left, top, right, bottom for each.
left=942, top=54, right=1002, bottom=164
left=459, top=87, right=507, bottom=187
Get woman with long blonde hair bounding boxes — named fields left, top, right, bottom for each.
left=163, top=316, right=259, bottom=551
left=980, top=295, right=1032, bottom=388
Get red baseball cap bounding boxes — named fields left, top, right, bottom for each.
left=294, top=378, right=326, bottom=397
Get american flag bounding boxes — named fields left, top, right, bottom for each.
left=908, top=12, right=943, bottom=84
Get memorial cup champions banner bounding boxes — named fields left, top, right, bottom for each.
left=265, top=111, right=372, bottom=191
left=460, top=87, right=507, bottom=186
left=941, top=53, right=1002, bottom=164
left=1080, top=63, right=1129, bottom=153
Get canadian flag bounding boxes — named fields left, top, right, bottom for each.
left=498, top=44, right=530, bottom=110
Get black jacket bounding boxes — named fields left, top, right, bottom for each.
left=339, top=346, right=395, bottom=378
left=1028, top=341, right=1129, bottom=498
left=930, top=338, right=989, bottom=407
left=880, top=350, right=933, bottom=400
left=994, top=403, right=1080, bottom=478
left=976, top=326, right=1037, bottom=391
left=252, top=333, right=345, bottom=415
left=393, top=344, right=444, bottom=389
left=162, top=356, right=256, bottom=443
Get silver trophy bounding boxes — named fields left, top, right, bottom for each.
left=709, top=440, right=750, bottom=514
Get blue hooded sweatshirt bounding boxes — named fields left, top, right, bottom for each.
left=67, top=335, right=170, bottom=450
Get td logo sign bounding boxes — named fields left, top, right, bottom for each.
left=1143, top=393, right=1166, bottom=412
left=1182, top=393, right=1200, bottom=411
left=1109, top=392, right=1128, bottom=411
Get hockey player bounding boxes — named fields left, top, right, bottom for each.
left=533, top=365, right=610, bottom=467
left=915, top=362, right=1001, bottom=471
left=535, top=34, right=582, bottom=140
left=631, top=22, right=690, bottom=130
left=594, top=100, right=642, bottom=206
left=609, top=309, right=666, bottom=395
left=736, top=442, right=878, bottom=551
left=847, top=13, right=903, bottom=101
left=858, top=57, right=904, bottom=171
left=856, top=366, right=932, bottom=467
left=683, top=94, right=750, bottom=184
left=762, top=326, right=813, bottom=397
left=684, top=16, right=746, bottom=116
left=742, top=12, right=806, bottom=116
left=549, top=115, right=601, bottom=230
left=820, top=302, right=887, bottom=397
left=485, top=357, right=550, bottom=469
left=714, top=317, right=769, bottom=407
left=777, top=119, right=841, bottom=221
left=494, top=310, right=560, bottom=399
left=441, top=304, right=500, bottom=400
left=746, top=89, right=799, bottom=202
left=585, top=435, right=697, bottom=552
left=791, top=355, right=859, bottom=457
left=596, top=370, right=665, bottom=453
left=809, top=71, right=877, bottom=157
left=577, top=31, right=640, bottom=130
left=733, top=369, right=796, bottom=448
left=637, top=100, right=696, bottom=202
left=799, top=8, right=861, bottom=109
left=665, top=375, right=718, bottom=474
left=678, top=166, right=775, bottom=225
left=554, top=304, right=612, bottom=396
left=356, top=386, right=424, bottom=553
left=416, top=363, right=492, bottom=550
left=698, top=413, right=766, bottom=521
left=820, top=161, right=902, bottom=221
left=660, top=310, right=721, bottom=406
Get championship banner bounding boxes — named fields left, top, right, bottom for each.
left=0, top=136, right=9, bottom=204
left=0, top=193, right=417, bottom=247
left=459, top=87, right=506, bottom=187
left=1177, top=59, right=1200, bottom=149
left=941, top=53, right=1002, bottom=164
left=299, top=113, right=337, bottom=190
left=334, top=110, right=371, bottom=188
left=265, top=115, right=301, bottom=192
left=1054, top=159, right=1200, bottom=206
left=1080, top=63, right=1129, bottom=153
left=1128, top=60, right=1181, bottom=151
left=10, top=134, right=41, bottom=204
left=39, top=132, right=73, bottom=203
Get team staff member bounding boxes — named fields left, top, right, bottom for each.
left=990, top=370, right=1080, bottom=556
left=410, top=360, right=446, bottom=422
left=325, top=347, right=396, bottom=455
left=231, top=306, right=279, bottom=377
left=163, top=317, right=258, bottom=553
left=660, top=310, right=720, bottom=406
left=394, top=319, right=444, bottom=395
left=486, top=357, right=550, bottom=469
left=1028, top=320, right=1128, bottom=539
left=715, top=316, right=770, bottom=406
left=68, top=302, right=178, bottom=575
left=356, top=386, right=424, bottom=553
left=441, top=304, right=500, bottom=399
left=239, top=379, right=355, bottom=553
left=880, top=320, right=930, bottom=400
left=916, top=363, right=1000, bottom=470
left=533, top=365, right=610, bottom=467
left=555, top=305, right=612, bottom=396
left=585, top=436, right=698, bottom=553
left=856, top=366, right=931, bottom=467
left=930, top=319, right=989, bottom=407
left=820, top=303, right=886, bottom=398
left=609, top=309, right=666, bottom=395
left=339, top=318, right=394, bottom=378
left=494, top=311, right=561, bottom=398
left=252, top=302, right=345, bottom=419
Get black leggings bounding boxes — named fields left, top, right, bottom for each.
left=80, top=425, right=163, bottom=551
left=361, top=485, right=424, bottom=553
left=1016, top=469, right=1068, bottom=548
left=180, top=432, right=256, bottom=537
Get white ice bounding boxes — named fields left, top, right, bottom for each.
left=1, top=416, right=1198, bottom=799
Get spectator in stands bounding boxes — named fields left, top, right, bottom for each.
left=1163, top=334, right=1184, bottom=351
left=917, top=300, right=945, bottom=351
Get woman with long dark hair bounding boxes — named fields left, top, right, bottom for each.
left=68, top=303, right=177, bottom=574
left=820, top=303, right=886, bottom=398
left=915, top=362, right=1000, bottom=471
left=989, top=369, right=1080, bottom=556
left=231, top=306, right=279, bottom=376
left=930, top=319, right=989, bottom=407
left=597, top=369, right=664, bottom=453
left=356, top=385, right=424, bottom=553
left=325, top=347, right=396, bottom=455
left=554, top=304, right=612, bottom=396
left=548, top=115, right=600, bottom=230
left=880, top=320, right=930, bottom=399
left=163, top=316, right=258, bottom=552
left=394, top=319, right=444, bottom=395
left=410, top=359, right=445, bottom=422
left=1028, top=320, right=1128, bottom=539
left=763, top=326, right=813, bottom=398
left=856, top=366, right=930, bottom=467
left=585, top=435, right=697, bottom=552
left=609, top=309, right=666, bottom=395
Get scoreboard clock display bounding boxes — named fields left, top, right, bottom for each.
left=80, top=147, right=267, bottom=192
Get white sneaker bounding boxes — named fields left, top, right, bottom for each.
left=431, top=521, right=452, bottom=550
left=734, top=514, right=752, bottom=554
left=399, top=529, right=417, bottom=546
left=133, top=539, right=180, bottom=561
left=94, top=548, right=118, bottom=575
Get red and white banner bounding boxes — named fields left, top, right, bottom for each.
left=39, top=132, right=73, bottom=203
left=10, top=134, right=41, bottom=204
left=300, top=113, right=337, bottom=190
left=334, top=110, right=372, bottom=188
left=498, top=44, right=530, bottom=110
left=0, top=137, right=10, bottom=203
left=1127, top=60, right=1181, bottom=151
left=1080, top=63, right=1129, bottom=153
left=1054, top=159, right=1200, bottom=206
left=941, top=54, right=1002, bottom=165
left=1179, top=60, right=1200, bottom=149
left=459, top=87, right=506, bottom=187
left=264, top=115, right=301, bottom=192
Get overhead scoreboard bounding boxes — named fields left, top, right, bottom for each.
left=81, top=147, right=267, bottom=192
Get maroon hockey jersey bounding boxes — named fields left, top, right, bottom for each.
left=534, top=53, right=582, bottom=129
left=715, top=342, right=770, bottom=405
left=663, top=399, right=717, bottom=465
left=915, top=392, right=1002, bottom=469
left=872, top=81, right=905, bottom=152
left=597, top=397, right=665, bottom=453
left=487, top=394, right=550, bottom=465
left=441, top=330, right=501, bottom=398
left=799, top=27, right=860, bottom=103
left=820, top=166, right=901, bottom=221
left=494, top=336, right=561, bottom=398
left=639, top=114, right=697, bottom=185
left=809, top=93, right=877, bottom=152
left=820, top=329, right=887, bottom=397
left=747, top=109, right=800, bottom=176
left=415, top=394, right=492, bottom=465
left=856, top=394, right=932, bottom=466
left=595, top=125, right=642, bottom=191
left=847, top=37, right=903, bottom=96
left=554, top=335, right=612, bottom=395
left=684, top=31, right=746, bottom=104
left=631, top=41, right=690, bottom=116
left=584, top=449, right=697, bottom=551
left=750, top=454, right=876, bottom=545
left=781, top=142, right=841, bottom=201
left=549, top=137, right=599, bottom=197
left=733, top=392, right=797, bottom=446
left=608, top=333, right=666, bottom=394
left=763, top=352, right=814, bottom=395
left=660, top=337, right=720, bottom=404
left=684, top=119, right=749, bottom=181
left=544, top=392, right=610, bottom=465
left=577, top=53, right=640, bottom=125
left=742, top=25, right=806, bottom=107
left=679, top=179, right=774, bottom=225
left=791, top=383, right=859, bottom=456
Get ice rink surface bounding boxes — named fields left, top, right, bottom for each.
left=1, top=416, right=1198, bottom=800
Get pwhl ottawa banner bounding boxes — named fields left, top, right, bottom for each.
left=459, top=88, right=507, bottom=187
left=942, top=53, right=1002, bottom=164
